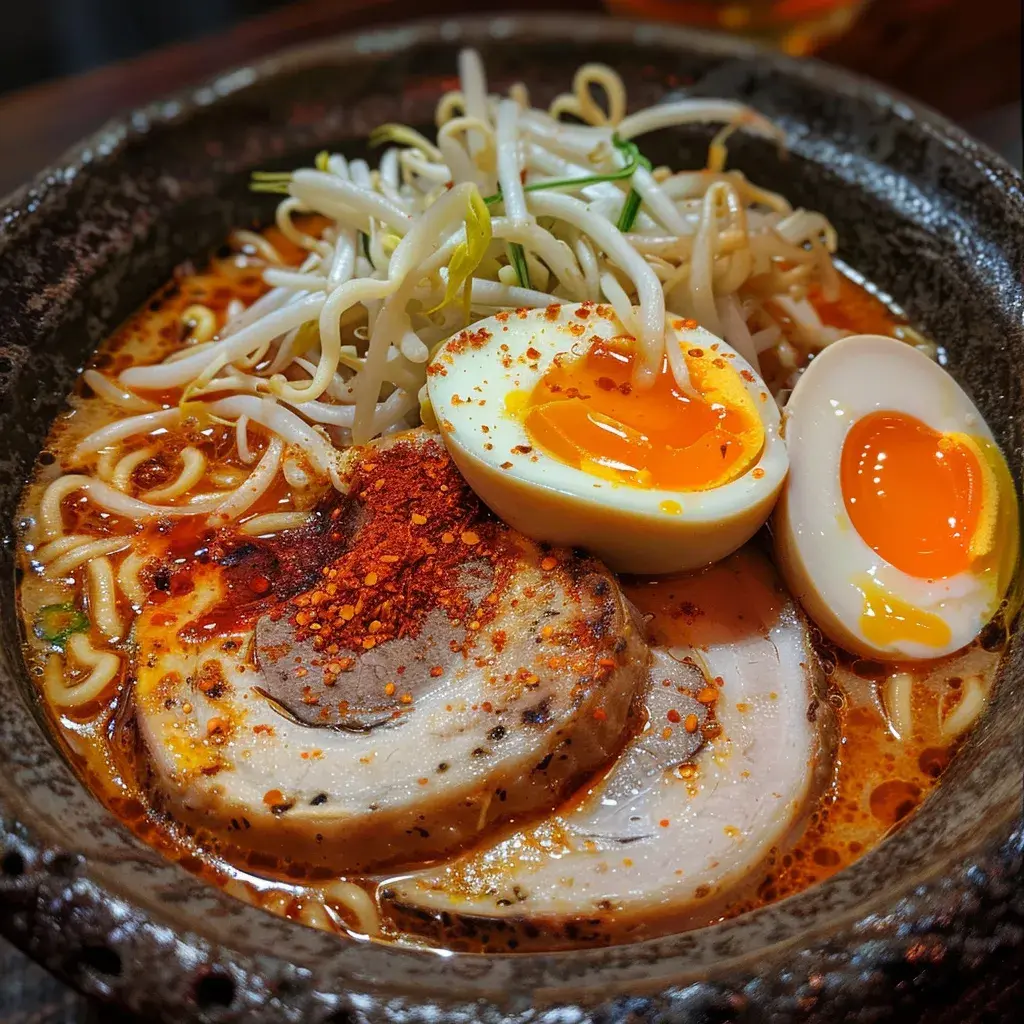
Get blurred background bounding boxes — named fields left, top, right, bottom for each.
left=0, top=0, right=1020, bottom=200
left=0, top=0, right=1021, bottom=1021
left=0, top=0, right=865, bottom=92
left=1, top=1, right=282, bottom=93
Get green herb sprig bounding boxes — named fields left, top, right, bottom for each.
left=482, top=136, right=649, bottom=209
left=507, top=243, right=532, bottom=290
left=34, top=603, right=89, bottom=647
left=613, top=138, right=652, bottom=232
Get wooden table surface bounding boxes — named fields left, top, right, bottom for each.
left=0, top=0, right=1020, bottom=1021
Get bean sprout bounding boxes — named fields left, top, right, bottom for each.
left=83, top=370, right=159, bottom=412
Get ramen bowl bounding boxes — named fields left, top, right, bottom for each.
left=1, top=14, right=1022, bottom=1023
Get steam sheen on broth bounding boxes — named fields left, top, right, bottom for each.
left=15, top=52, right=1017, bottom=951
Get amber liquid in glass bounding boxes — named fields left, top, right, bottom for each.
left=605, top=0, right=867, bottom=54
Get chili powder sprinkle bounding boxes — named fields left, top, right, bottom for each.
left=289, top=440, right=503, bottom=653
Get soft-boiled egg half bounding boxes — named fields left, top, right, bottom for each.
left=775, top=334, right=1019, bottom=661
left=426, top=303, right=787, bottom=573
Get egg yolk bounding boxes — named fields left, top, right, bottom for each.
left=840, top=411, right=988, bottom=580
left=855, top=576, right=952, bottom=650
left=519, top=338, right=764, bottom=491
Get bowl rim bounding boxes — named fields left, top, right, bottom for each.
left=1, top=11, right=1023, bottom=1018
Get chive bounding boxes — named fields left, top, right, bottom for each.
left=483, top=136, right=649, bottom=207
left=616, top=186, right=644, bottom=232
left=614, top=138, right=652, bottom=233
left=507, top=243, right=531, bottom=289
left=34, top=603, right=89, bottom=647
left=250, top=168, right=294, bottom=195
left=360, top=231, right=374, bottom=269
left=250, top=181, right=291, bottom=195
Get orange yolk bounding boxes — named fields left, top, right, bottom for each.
left=841, top=411, right=984, bottom=580
left=855, top=577, right=952, bottom=650
left=520, top=338, right=762, bottom=491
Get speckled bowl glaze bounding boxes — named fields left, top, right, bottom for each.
left=1, top=14, right=1022, bottom=1023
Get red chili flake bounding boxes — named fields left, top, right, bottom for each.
left=667, top=708, right=682, bottom=723
left=225, top=439, right=510, bottom=664
left=249, top=575, right=271, bottom=595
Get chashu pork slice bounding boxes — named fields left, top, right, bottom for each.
left=131, top=432, right=647, bottom=874
left=382, top=546, right=837, bottom=949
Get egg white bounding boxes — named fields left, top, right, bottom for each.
left=426, top=303, right=787, bottom=574
left=774, top=333, right=1018, bottom=660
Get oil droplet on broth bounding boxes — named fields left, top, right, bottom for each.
left=868, top=779, right=923, bottom=827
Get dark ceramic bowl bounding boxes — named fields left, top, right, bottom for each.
left=1, top=14, right=1023, bottom=1023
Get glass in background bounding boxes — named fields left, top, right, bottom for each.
left=604, top=0, right=869, bottom=54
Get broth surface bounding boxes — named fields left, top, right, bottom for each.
left=16, top=230, right=1003, bottom=951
